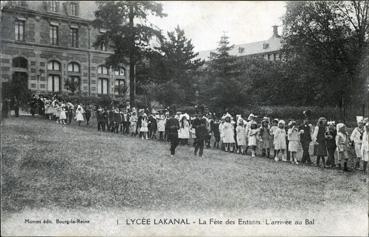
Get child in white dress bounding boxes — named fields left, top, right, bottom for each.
left=248, top=121, right=259, bottom=157
left=223, top=115, right=235, bottom=152
left=236, top=119, right=247, bottom=154
left=287, top=120, right=300, bottom=164
left=76, top=105, right=85, bottom=126
left=274, top=120, right=287, bottom=162
left=140, top=114, right=149, bottom=139
left=59, top=104, right=67, bottom=125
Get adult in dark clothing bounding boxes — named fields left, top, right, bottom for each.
left=211, top=118, right=220, bottom=148
left=2, top=98, right=10, bottom=118
left=123, top=110, right=130, bottom=134
left=148, top=115, right=157, bottom=139
left=96, top=108, right=105, bottom=131
left=38, top=96, right=45, bottom=116
left=193, top=114, right=208, bottom=157
left=102, top=108, right=109, bottom=131
left=314, top=117, right=327, bottom=168
left=30, top=95, right=37, bottom=116
left=12, top=97, right=19, bottom=117
left=85, top=105, right=91, bottom=125
left=299, top=119, right=313, bottom=165
left=108, top=109, right=114, bottom=132
left=325, top=122, right=337, bottom=168
left=165, top=113, right=180, bottom=157
left=113, top=109, right=121, bottom=133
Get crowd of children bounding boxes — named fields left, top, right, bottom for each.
left=23, top=96, right=369, bottom=173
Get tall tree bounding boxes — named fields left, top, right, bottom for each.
left=93, top=1, right=166, bottom=107
left=159, top=26, right=204, bottom=103
left=282, top=1, right=369, bottom=107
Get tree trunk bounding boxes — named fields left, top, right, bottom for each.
left=129, top=5, right=135, bottom=108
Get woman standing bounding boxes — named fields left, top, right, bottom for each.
left=75, top=105, right=85, bottom=126
left=313, top=117, right=328, bottom=168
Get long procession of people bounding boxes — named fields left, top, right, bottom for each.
left=11, top=94, right=369, bottom=173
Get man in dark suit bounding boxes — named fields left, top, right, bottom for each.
left=300, top=118, right=313, bottom=165
left=165, top=111, right=180, bottom=157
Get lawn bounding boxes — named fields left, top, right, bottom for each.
left=1, top=116, right=368, bottom=236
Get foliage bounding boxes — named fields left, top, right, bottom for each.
left=93, top=1, right=166, bottom=106
left=282, top=1, right=369, bottom=107
left=64, top=78, right=80, bottom=95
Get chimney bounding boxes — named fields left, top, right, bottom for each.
left=272, top=25, right=279, bottom=38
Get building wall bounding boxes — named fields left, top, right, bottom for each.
left=0, top=2, right=129, bottom=100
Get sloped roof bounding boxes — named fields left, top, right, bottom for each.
left=198, top=35, right=282, bottom=61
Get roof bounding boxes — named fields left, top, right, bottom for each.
left=198, top=35, right=283, bottom=61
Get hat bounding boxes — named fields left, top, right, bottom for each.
left=248, top=113, right=255, bottom=120
left=327, top=121, right=336, bottom=126
left=288, top=120, right=296, bottom=127
left=336, top=123, right=345, bottom=132
left=278, top=120, right=285, bottom=125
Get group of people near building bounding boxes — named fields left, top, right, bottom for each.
left=5, top=95, right=369, bottom=173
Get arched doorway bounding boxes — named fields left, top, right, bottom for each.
left=11, top=72, right=29, bottom=94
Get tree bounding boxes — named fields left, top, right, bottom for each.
left=158, top=26, right=204, bottom=104
left=93, top=1, right=166, bottom=107
left=282, top=1, right=369, bottom=108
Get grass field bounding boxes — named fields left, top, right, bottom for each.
left=2, top=116, right=367, bottom=213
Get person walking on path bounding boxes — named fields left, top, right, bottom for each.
left=166, top=111, right=180, bottom=157
left=193, top=113, right=208, bottom=157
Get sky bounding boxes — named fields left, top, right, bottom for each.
left=149, top=1, right=287, bottom=52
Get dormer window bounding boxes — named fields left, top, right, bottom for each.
left=238, top=47, right=245, bottom=54
left=49, top=1, right=59, bottom=12
left=70, top=2, right=79, bottom=16
left=263, top=43, right=269, bottom=49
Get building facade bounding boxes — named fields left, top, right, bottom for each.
left=198, top=25, right=283, bottom=62
left=0, top=1, right=129, bottom=100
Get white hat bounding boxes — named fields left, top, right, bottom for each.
left=327, top=121, right=336, bottom=126
left=336, top=123, right=345, bottom=131
left=278, top=120, right=285, bottom=125
left=248, top=113, right=255, bottom=120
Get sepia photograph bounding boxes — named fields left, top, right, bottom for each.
left=1, top=1, right=368, bottom=236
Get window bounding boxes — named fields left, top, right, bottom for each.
left=66, top=76, right=80, bottom=93
left=70, top=28, right=78, bottom=48
left=67, top=62, right=80, bottom=72
left=49, top=1, right=58, bottom=12
left=15, top=20, right=25, bottom=41
left=70, top=2, right=78, bottom=16
left=12, top=57, right=28, bottom=68
left=114, top=67, right=125, bottom=76
left=114, top=79, right=125, bottom=96
left=100, top=41, right=106, bottom=51
left=98, top=65, right=109, bottom=75
left=50, top=25, right=58, bottom=45
left=98, top=78, right=108, bottom=95
left=48, top=75, right=60, bottom=92
left=263, top=43, right=269, bottom=49
left=48, top=60, right=61, bottom=71
left=238, top=47, right=244, bottom=54
left=267, top=54, right=271, bottom=60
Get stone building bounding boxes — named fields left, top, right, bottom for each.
left=0, top=1, right=129, bottom=100
left=198, top=25, right=283, bottom=62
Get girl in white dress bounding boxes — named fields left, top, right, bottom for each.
left=247, top=121, right=259, bottom=157
left=274, top=120, right=287, bottom=162
left=59, top=104, right=67, bottom=125
left=178, top=114, right=190, bottom=145
left=157, top=114, right=166, bottom=141
left=130, top=112, right=138, bottom=136
left=287, top=120, right=300, bottom=164
left=140, top=114, right=149, bottom=139
left=75, top=105, right=85, bottom=126
left=236, top=119, right=247, bottom=154
left=223, top=114, right=235, bottom=152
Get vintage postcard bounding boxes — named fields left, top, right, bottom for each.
left=1, top=1, right=368, bottom=236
